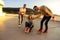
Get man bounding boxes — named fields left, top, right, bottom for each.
left=18, top=4, right=26, bottom=26
left=33, top=5, right=54, bottom=33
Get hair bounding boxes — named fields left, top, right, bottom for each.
left=24, top=4, right=26, bottom=6
left=33, top=6, right=37, bottom=9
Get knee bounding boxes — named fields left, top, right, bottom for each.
left=25, top=22, right=28, bottom=24
left=31, top=25, right=34, bottom=28
left=45, top=22, right=48, bottom=25
left=30, top=25, right=34, bottom=29
left=41, top=20, right=44, bottom=24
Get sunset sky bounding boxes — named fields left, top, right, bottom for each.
left=3, top=0, right=60, bottom=15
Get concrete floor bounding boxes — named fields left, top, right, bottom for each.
left=0, top=14, right=60, bottom=40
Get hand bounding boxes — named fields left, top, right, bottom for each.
left=52, top=16, right=55, bottom=22
left=37, top=14, right=41, bottom=18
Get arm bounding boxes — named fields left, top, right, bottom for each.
left=18, top=8, right=20, bottom=14
left=23, top=8, right=26, bottom=16
left=23, top=14, right=29, bottom=18
left=32, top=14, right=41, bottom=19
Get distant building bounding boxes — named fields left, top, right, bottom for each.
left=0, top=0, right=4, bottom=16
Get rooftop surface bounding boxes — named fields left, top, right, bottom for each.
left=0, top=14, right=60, bottom=40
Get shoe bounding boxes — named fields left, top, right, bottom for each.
left=25, top=28, right=28, bottom=32
left=26, top=28, right=30, bottom=33
left=43, top=30, right=48, bottom=33
left=38, top=29, right=42, bottom=33
left=29, top=28, right=32, bottom=32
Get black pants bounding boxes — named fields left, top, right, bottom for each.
left=40, top=16, right=51, bottom=31
left=25, top=22, right=34, bottom=31
left=18, top=14, right=23, bottom=25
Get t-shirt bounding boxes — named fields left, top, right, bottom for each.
left=28, top=16, right=33, bottom=23
left=40, top=5, right=52, bottom=16
left=25, top=15, right=34, bottom=24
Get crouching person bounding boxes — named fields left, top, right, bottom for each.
left=24, top=14, right=40, bottom=33
left=25, top=21, right=34, bottom=33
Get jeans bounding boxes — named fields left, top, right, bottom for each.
left=40, top=15, right=51, bottom=32
left=25, top=22, right=34, bottom=30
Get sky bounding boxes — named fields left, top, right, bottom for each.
left=3, top=0, right=60, bottom=15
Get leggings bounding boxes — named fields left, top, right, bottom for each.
left=40, top=16, right=51, bottom=31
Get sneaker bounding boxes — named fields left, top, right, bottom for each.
left=26, top=28, right=30, bottom=33
left=43, top=30, right=48, bottom=33
left=25, top=28, right=28, bottom=32
left=29, top=28, right=32, bottom=32
left=38, top=29, right=42, bottom=33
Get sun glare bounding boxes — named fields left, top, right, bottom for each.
left=44, top=1, right=60, bottom=15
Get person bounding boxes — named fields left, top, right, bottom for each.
left=18, top=4, right=26, bottom=26
left=24, top=14, right=40, bottom=33
left=33, top=5, right=54, bottom=33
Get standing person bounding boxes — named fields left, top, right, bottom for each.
left=18, top=4, right=26, bottom=26
left=33, top=5, right=54, bottom=33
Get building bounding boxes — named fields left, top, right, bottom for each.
left=0, top=0, right=4, bottom=16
